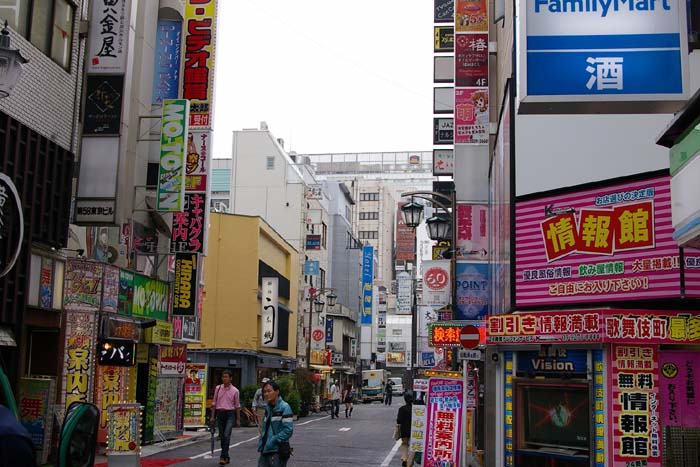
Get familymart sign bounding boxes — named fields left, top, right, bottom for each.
left=157, top=99, right=189, bottom=211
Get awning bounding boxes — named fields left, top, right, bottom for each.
left=0, top=326, right=16, bottom=347
left=344, top=370, right=356, bottom=375
left=310, top=364, right=333, bottom=371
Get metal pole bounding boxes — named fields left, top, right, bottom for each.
left=451, top=189, right=459, bottom=371
left=306, top=291, right=313, bottom=370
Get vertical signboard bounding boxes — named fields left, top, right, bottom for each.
left=454, top=88, right=489, bottom=144
left=132, top=274, right=169, bottom=321
left=455, top=262, right=489, bottom=320
left=63, top=311, right=97, bottom=408
left=325, top=318, right=334, bottom=343
left=659, top=351, right=700, bottom=427
left=118, top=269, right=133, bottom=315
left=82, top=75, right=125, bottom=135
left=152, top=20, right=182, bottom=105
left=183, top=0, right=218, bottom=128
left=158, top=99, right=189, bottom=211
left=173, top=253, right=198, bottom=316
left=185, top=130, right=211, bottom=192
left=454, top=33, right=488, bottom=87
left=396, top=271, right=413, bottom=314
left=433, top=149, right=454, bottom=175
left=171, top=192, right=207, bottom=253
left=87, top=0, right=132, bottom=73
left=107, top=404, right=141, bottom=454
left=361, top=246, right=374, bottom=325
left=435, top=0, right=454, bottom=23
left=184, top=363, right=207, bottom=427
left=456, top=0, right=488, bottom=32
left=95, top=366, right=127, bottom=443
left=609, top=345, right=661, bottom=467
left=456, top=203, right=488, bottom=260
left=261, top=277, right=279, bottom=348
left=101, top=265, right=119, bottom=313
left=396, top=202, right=416, bottom=261
left=19, top=378, right=54, bottom=464
left=593, top=350, right=606, bottom=467
left=424, top=377, right=463, bottom=467
left=421, top=260, right=451, bottom=306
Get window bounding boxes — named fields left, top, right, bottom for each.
left=266, top=156, right=275, bottom=170
left=1, top=0, right=74, bottom=69
left=360, top=192, right=379, bottom=201
left=322, top=222, right=327, bottom=248
left=359, top=231, right=378, bottom=240
left=360, top=212, right=379, bottom=220
left=320, top=268, right=326, bottom=291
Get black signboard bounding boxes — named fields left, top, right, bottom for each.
left=435, top=0, right=454, bottom=23
left=433, top=118, right=454, bottom=145
left=306, top=234, right=321, bottom=250
left=133, top=221, right=158, bottom=255
left=434, top=26, right=454, bottom=52
left=182, top=316, right=198, bottom=340
left=173, top=253, right=198, bottom=316
left=83, top=75, right=124, bottom=135
left=0, top=173, right=23, bottom=278
left=97, top=338, right=136, bottom=366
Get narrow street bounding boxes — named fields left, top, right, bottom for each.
left=150, top=402, right=409, bottom=466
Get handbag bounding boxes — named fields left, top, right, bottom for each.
left=393, top=423, right=401, bottom=441
left=270, top=414, right=294, bottom=459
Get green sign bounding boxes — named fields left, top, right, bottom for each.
left=670, top=126, right=700, bottom=175
left=132, top=274, right=169, bottom=321
left=118, top=270, right=134, bottom=315
left=157, top=99, right=189, bottom=211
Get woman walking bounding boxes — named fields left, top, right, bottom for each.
left=396, top=392, right=415, bottom=467
left=342, top=384, right=354, bottom=418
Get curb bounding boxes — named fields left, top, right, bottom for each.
left=142, top=430, right=212, bottom=456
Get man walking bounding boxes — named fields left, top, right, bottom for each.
left=258, top=380, right=294, bottom=467
left=253, top=378, right=270, bottom=434
left=210, top=370, right=241, bottom=465
left=329, top=379, right=341, bottom=419
left=385, top=380, right=394, bottom=405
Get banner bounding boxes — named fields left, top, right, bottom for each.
left=152, top=20, right=182, bottom=105
left=184, top=363, right=207, bottom=427
left=455, top=262, right=489, bottom=320
left=157, top=99, right=189, bottom=211
left=183, top=0, right=218, bottom=128
left=424, top=377, right=463, bottom=467
left=659, top=351, right=700, bottom=427
left=261, top=277, right=279, bottom=348
left=64, top=261, right=104, bottom=312
left=171, top=192, right=207, bottom=253
left=173, top=253, right=198, bottom=316
left=361, top=246, right=374, bottom=324
left=455, top=33, right=488, bottom=87
left=609, top=345, right=661, bottom=467
left=454, top=88, right=489, bottom=144
left=87, top=0, right=132, bottom=73
left=421, top=260, right=451, bottom=306
left=456, top=203, right=488, bottom=260
left=63, top=311, right=97, bottom=408
left=132, top=274, right=169, bottom=321
left=19, top=378, right=54, bottom=464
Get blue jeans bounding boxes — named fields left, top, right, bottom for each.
left=217, top=410, right=235, bottom=459
left=258, top=452, right=288, bottom=467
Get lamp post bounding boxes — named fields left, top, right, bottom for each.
left=306, top=287, right=337, bottom=370
left=400, top=191, right=458, bottom=370
left=0, top=21, right=27, bottom=98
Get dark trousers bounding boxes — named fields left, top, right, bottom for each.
left=217, top=410, right=235, bottom=459
left=331, top=399, right=340, bottom=418
left=385, top=391, right=392, bottom=405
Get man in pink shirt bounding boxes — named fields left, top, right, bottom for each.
left=210, top=370, right=241, bottom=465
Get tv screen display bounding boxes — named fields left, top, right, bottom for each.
left=521, top=384, right=590, bottom=449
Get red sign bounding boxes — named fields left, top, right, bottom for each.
left=459, top=325, right=480, bottom=350
left=312, top=329, right=324, bottom=342
left=425, top=267, right=449, bottom=290
left=429, top=322, right=463, bottom=348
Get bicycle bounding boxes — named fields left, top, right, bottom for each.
left=240, top=406, right=259, bottom=428
left=320, top=398, right=335, bottom=416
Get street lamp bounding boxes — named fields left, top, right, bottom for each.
left=400, top=190, right=458, bottom=371
left=306, top=288, right=337, bottom=370
left=0, top=21, right=27, bottom=98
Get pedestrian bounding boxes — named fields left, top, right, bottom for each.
left=210, top=370, right=241, bottom=465
left=342, top=383, right=354, bottom=418
left=397, top=392, right=415, bottom=467
left=385, top=380, right=394, bottom=405
left=253, top=378, right=270, bottom=435
left=329, top=379, right=341, bottom=419
left=258, top=380, right=294, bottom=467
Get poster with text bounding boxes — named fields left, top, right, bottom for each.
left=455, top=262, right=489, bottom=320
left=456, top=203, right=489, bottom=260
left=454, top=88, right=489, bottom=144
left=455, top=34, right=488, bottom=87
left=424, top=377, right=463, bottom=467
left=659, top=351, right=700, bottom=427
left=455, top=0, right=488, bottom=32
left=184, top=363, right=208, bottom=427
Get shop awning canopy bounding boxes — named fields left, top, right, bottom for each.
left=310, top=364, right=333, bottom=371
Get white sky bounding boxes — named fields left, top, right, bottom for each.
left=212, top=0, right=435, bottom=157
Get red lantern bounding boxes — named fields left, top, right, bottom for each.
left=312, top=373, right=321, bottom=383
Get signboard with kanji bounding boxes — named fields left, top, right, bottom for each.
left=19, top=378, right=54, bottom=464
left=516, top=175, right=692, bottom=306
left=429, top=322, right=463, bottom=348
left=170, top=192, right=207, bottom=253
left=183, top=0, right=218, bottom=128
left=659, top=351, right=700, bottom=427
left=184, top=363, right=207, bottom=427
left=423, top=377, right=463, bottom=467
left=63, top=311, right=97, bottom=409
left=422, top=261, right=451, bottom=306
left=107, top=403, right=141, bottom=453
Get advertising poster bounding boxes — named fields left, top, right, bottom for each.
left=387, top=342, right=407, bottom=365
left=261, top=277, right=279, bottom=348
left=107, top=403, right=141, bottom=453
left=454, top=88, right=489, bottom=144
left=132, top=274, right=169, bottom=321
left=609, top=345, right=661, bottom=467
left=63, top=311, right=97, bottom=408
left=515, top=175, right=686, bottom=306
left=424, top=377, right=463, bottom=467
left=361, top=246, right=374, bottom=325
left=152, top=19, right=182, bottom=105
left=185, top=130, right=210, bottom=192
left=158, top=343, right=187, bottom=376
left=39, top=257, right=52, bottom=309
left=455, top=0, right=488, bottom=32
left=117, top=269, right=133, bottom=315
left=173, top=253, right=198, bottom=316
left=183, top=0, right=218, bottom=128
left=455, top=34, right=488, bottom=87
left=455, top=262, right=489, bottom=320
left=19, top=378, right=54, bottom=464
left=421, top=261, right=451, bottom=306
left=157, top=99, right=189, bottom=212
left=435, top=0, right=455, bottom=23
left=456, top=203, right=488, bottom=260
left=155, top=377, right=184, bottom=433
left=64, top=260, right=104, bottom=312
left=659, top=351, right=700, bottom=427
left=101, top=265, right=119, bottom=313
left=184, top=363, right=207, bottom=427
left=171, top=192, right=207, bottom=253
left=87, top=0, right=132, bottom=73
left=95, top=366, right=127, bottom=443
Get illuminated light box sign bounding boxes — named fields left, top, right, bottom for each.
left=519, top=0, right=689, bottom=109
left=429, top=322, right=463, bottom=348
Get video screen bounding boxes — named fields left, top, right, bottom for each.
left=520, top=384, right=590, bottom=449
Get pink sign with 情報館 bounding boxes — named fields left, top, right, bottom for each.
left=423, top=377, right=463, bottom=467
left=516, top=175, right=684, bottom=307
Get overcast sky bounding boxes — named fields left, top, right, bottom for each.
left=212, top=0, right=435, bottom=157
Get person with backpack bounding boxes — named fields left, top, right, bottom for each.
left=210, top=370, right=241, bottom=465
left=258, top=380, right=294, bottom=467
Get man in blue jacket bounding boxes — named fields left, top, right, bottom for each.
left=257, top=380, right=294, bottom=467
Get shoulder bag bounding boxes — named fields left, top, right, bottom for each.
left=270, top=412, right=293, bottom=459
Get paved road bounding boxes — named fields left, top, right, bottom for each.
left=150, top=401, right=409, bottom=466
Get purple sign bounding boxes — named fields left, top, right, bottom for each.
left=659, top=351, right=700, bottom=427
